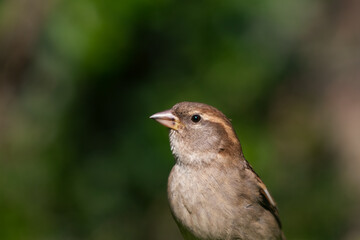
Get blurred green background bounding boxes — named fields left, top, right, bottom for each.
left=1, top=0, right=360, bottom=239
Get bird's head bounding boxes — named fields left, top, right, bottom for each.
left=150, top=102, right=242, bottom=165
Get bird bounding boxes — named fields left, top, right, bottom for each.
left=150, top=102, right=285, bottom=240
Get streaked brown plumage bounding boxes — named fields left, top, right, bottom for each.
left=150, top=102, right=285, bottom=240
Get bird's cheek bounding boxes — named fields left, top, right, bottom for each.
left=200, top=134, right=220, bottom=150
left=177, top=123, right=186, bottom=132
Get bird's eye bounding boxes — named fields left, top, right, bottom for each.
left=191, top=114, right=201, bottom=123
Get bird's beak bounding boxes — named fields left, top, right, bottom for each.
left=150, top=109, right=180, bottom=130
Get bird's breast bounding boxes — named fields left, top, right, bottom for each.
left=167, top=163, right=239, bottom=239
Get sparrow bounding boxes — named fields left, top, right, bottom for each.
left=150, top=102, right=285, bottom=240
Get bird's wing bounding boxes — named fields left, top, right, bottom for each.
left=257, top=180, right=282, bottom=228
left=244, top=161, right=282, bottom=228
